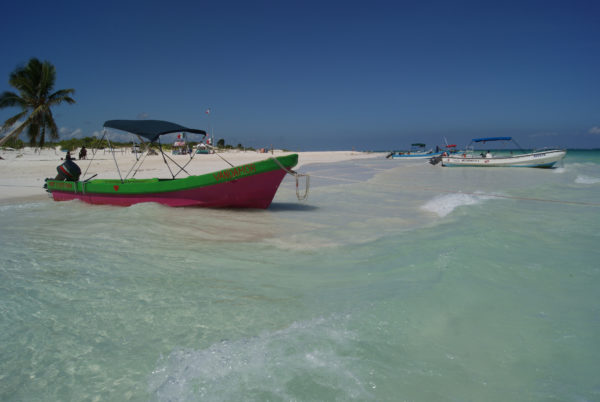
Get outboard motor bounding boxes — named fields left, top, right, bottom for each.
left=55, top=159, right=81, bottom=181
left=429, top=155, right=442, bottom=165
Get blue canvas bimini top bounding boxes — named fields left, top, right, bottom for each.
left=104, top=120, right=207, bottom=142
left=472, top=137, right=512, bottom=142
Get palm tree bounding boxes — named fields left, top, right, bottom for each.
left=0, top=58, right=75, bottom=147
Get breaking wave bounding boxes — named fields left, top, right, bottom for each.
left=575, top=175, right=600, bottom=184
left=420, top=192, right=495, bottom=218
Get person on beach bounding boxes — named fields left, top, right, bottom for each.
left=485, top=150, right=492, bottom=158
left=79, top=146, right=87, bottom=160
left=65, top=151, right=73, bottom=161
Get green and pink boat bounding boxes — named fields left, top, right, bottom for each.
left=45, top=120, right=303, bottom=208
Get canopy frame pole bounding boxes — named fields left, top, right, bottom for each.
left=206, top=143, right=235, bottom=167
left=170, top=134, right=209, bottom=177
left=173, top=153, right=196, bottom=177
left=160, top=150, right=191, bottom=178
left=157, top=138, right=177, bottom=179
left=129, top=144, right=155, bottom=179
left=81, top=130, right=106, bottom=180
left=124, top=148, right=148, bottom=179
left=124, top=136, right=152, bottom=179
left=157, top=138, right=192, bottom=179
left=107, top=135, right=124, bottom=183
left=512, top=138, right=524, bottom=151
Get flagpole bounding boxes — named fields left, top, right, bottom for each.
left=205, top=107, right=212, bottom=151
left=211, top=110, right=214, bottom=149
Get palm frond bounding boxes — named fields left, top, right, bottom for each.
left=49, top=88, right=75, bottom=98
left=40, top=61, right=56, bottom=97
left=0, top=118, right=31, bottom=146
left=48, top=88, right=76, bottom=105
left=1, top=110, right=29, bottom=132
left=0, top=91, right=26, bottom=109
left=9, top=66, right=36, bottom=97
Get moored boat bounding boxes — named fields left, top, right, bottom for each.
left=440, top=137, right=566, bottom=168
left=387, top=143, right=443, bottom=159
left=45, top=120, right=306, bottom=208
left=429, top=144, right=459, bottom=165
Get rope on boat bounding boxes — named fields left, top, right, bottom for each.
left=271, top=157, right=310, bottom=201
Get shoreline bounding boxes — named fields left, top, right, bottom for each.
left=0, top=147, right=380, bottom=204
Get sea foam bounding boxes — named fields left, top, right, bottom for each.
left=0, top=201, right=46, bottom=213
left=420, top=192, right=494, bottom=217
left=575, top=175, right=600, bottom=184
left=148, top=316, right=370, bottom=401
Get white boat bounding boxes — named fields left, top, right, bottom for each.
left=387, top=143, right=443, bottom=159
left=440, top=137, right=566, bottom=168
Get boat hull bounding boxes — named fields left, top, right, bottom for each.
left=441, top=150, right=566, bottom=168
left=46, top=154, right=298, bottom=208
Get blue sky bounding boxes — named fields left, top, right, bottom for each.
left=1, top=0, right=599, bottom=150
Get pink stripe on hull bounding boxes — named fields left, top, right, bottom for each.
left=52, top=169, right=288, bottom=208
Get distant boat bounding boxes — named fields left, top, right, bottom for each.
left=195, top=143, right=212, bottom=154
left=386, top=143, right=443, bottom=159
left=45, top=119, right=304, bottom=208
left=429, top=144, right=458, bottom=165
left=440, top=137, right=566, bottom=168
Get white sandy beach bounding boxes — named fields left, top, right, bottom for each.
left=0, top=147, right=379, bottom=204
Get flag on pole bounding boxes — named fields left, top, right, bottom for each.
left=205, top=108, right=211, bottom=115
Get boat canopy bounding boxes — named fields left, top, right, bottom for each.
left=472, top=137, right=511, bottom=143
left=104, top=120, right=207, bottom=142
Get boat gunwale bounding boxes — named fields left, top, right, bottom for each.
left=46, top=154, right=298, bottom=195
left=440, top=149, right=566, bottom=167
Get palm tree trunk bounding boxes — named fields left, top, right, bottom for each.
left=0, top=121, right=28, bottom=146
left=40, top=123, right=46, bottom=147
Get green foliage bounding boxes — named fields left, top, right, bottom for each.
left=38, top=137, right=136, bottom=151
left=58, top=138, right=84, bottom=151
left=10, top=132, right=258, bottom=154
left=1, top=137, right=24, bottom=149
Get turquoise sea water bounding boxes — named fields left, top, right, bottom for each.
left=1, top=150, right=599, bottom=401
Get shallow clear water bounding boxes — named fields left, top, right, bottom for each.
left=1, top=151, right=599, bottom=401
